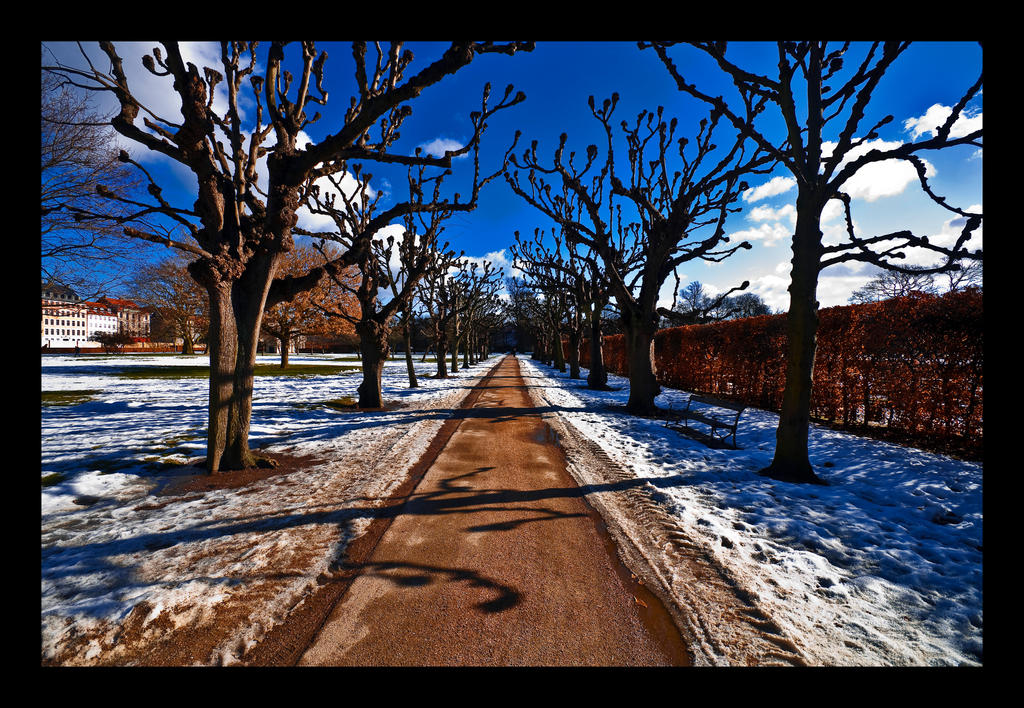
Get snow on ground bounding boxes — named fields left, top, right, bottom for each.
left=41, top=351, right=493, bottom=665
left=517, top=356, right=983, bottom=667
left=41, top=351, right=983, bottom=666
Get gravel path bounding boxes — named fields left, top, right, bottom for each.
left=297, top=355, right=691, bottom=666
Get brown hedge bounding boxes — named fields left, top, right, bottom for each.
left=577, top=289, right=982, bottom=455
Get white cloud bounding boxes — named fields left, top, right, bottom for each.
left=904, top=104, right=983, bottom=141
left=821, top=199, right=844, bottom=224
left=742, top=176, right=796, bottom=203
left=743, top=261, right=875, bottom=312
left=816, top=274, right=877, bottom=308
left=657, top=276, right=680, bottom=311
left=747, top=269, right=792, bottom=312
left=728, top=222, right=792, bottom=247
left=417, top=137, right=469, bottom=160
left=889, top=203, right=983, bottom=267
left=460, top=248, right=521, bottom=280
left=747, top=203, right=797, bottom=225
left=823, top=139, right=937, bottom=202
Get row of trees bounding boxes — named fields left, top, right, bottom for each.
left=43, top=41, right=981, bottom=486
left=125, top=241, right=508, bottom=393
left=503, top=41, right=981, bottom=484
left=43, top=41, right=534, bottom=472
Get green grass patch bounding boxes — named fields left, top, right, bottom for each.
left=41, top=473, right=65, bottom=487
left=42, top=389, right=101, bottom=406
left=322, top=396, right=359, bottom=410
left=116, top=363, right=360, bottom=380
left=291, top=395, right=360, bottom=412
left=158, top=430, right=205, bottom=449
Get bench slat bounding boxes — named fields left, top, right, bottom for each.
left=689, top=394, right=746, bottom=412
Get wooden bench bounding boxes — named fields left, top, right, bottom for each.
left=675, top=393, right=746, bottom=449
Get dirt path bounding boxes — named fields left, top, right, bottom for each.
left=297, top=355, right=691, bottom=666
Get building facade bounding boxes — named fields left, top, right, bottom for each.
left=98, top=296, right=151, bottom=339
left=41, top=284, right=151, bottom=349
left=41, top=283, right=89, bottom=348
left=84, top=302, right=119, bottom=342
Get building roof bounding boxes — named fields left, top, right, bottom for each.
left=98, top=296, right=145, bottom=311
left=41, top=282, right=81, bottom=301
left=80, top=301, right=118, bottom=315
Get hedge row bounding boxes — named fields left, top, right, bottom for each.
left=577, top=289, right=982, bottom=455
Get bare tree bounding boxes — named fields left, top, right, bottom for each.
left=306, top=164, right=473, bottom=407
left=41, top=56, right=149, bottom=299
left=848, top=264, right=939, bottom=304
left=44, top=41, right=531, bottom=472
left=261, top=244, right=357, bottom=368
left=511, top=227, right=605, bottom=381
left=502, top=276, right=539, bottom=354
left=645, top=40, right=982, bottom=483
left=940, top=258, right=982, bottom=293
left=418, top=255, right=501, bottom=378
left=660, top=279, right=751, bottom=325
left=505, top=93, right=773, bottom=413
left=448, top=259, right=504, bottom=374
left=128, top=252, right=208, bottom=354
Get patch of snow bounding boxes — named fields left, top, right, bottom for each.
left=41, top=352, right=492, bottom=665
left=517, top=356, right=982, bottom=667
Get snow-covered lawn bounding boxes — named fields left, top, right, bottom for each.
left=518, top=356, right=982, bottom=667
left=41, top=352, right=982, bottom=666
left=41, top=352, right=493, bottom=665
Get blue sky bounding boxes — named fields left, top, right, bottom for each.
left=43, top=41, right=982, bottom=311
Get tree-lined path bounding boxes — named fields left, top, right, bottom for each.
left=299, top=355, right=690, bottom=666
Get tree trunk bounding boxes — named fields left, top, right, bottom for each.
left=279, top=331, right=290, bottom=368
left=403, top=321, right=418, bottom=388
left=181, top=323, right=196, bottom=356
left=552, top=330, right=566, bottom=373
left=568, top=329, right=581, bottom=379
left=621, top=309, right=660, bottom=414
left=204, top=281, right=237, bottom=474
left=759, top=202, right=827, bottom=484
left=356, top=318, right=389, bottom=409
left=587, top=302, right=608, bottom=390
left=435, top=329, right=449, bottom=378
left=199, top=253, right=278, bottom=474
left=226, top=280, right=265, bottom=469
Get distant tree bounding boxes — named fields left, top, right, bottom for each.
left=727, top=291, right=772, bottom=319
left=660, top=279, right=751, bottom=326
left=512, top=226, right=611, bottom=383
left=503, top=276, right=540, bottom=354
left=128, top=252, right=208, bottom=354
left=261, top=244, right=358, bottom=368
left=448, top=259, right=504, bottom=374
left=419, top=255, right=501, bottom=378
left=505, top=94, right=772, bottom=413
left=40, top=54, right=148, bottom=299
left=848, top=265, right=939, bottom=304
left=91, top=329, right=134, bottom=353
left=939, top=258, right=982, bottom=293
left=646, top=41, right=983, bottom=483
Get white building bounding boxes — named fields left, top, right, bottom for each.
left=84, top=302, right=119, bottom=343
left=41, top=283, right=90, bottom=349
left=98, top=296, right=150, bottom=339
left=41, top=284, right=149, bottom=349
